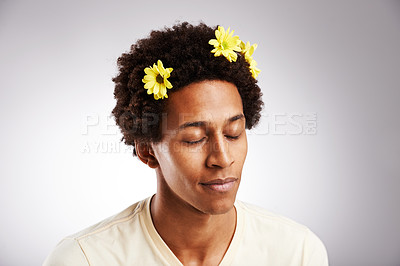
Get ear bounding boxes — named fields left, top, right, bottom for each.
left=135, top=141, right=159, bottom=169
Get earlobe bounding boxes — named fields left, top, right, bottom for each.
left=135, top=142, right=159, bottom=169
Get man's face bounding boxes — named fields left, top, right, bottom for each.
left=151, top=80, right=248, bottom=215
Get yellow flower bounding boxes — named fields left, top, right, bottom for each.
left=209, top=26, right=242, bottom=62
left=249, top=59, right=261, bottom=79
left=142, top=60, right=173, bottom=100
left=240, top=41, right=261, bottom=79
left=240, top=41, right=257, bottom=61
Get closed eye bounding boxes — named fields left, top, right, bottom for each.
left=225, top=134, right=241, bottom=140
left=184, top=137, right=206, bottom=145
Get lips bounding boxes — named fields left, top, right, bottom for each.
left=200, top=178, right=238, bottom=192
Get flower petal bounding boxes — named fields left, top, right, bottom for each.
left=143, top=75, right=155, bottom=82
left=157, top=60, right=164, bottom=70
left=165, top=79, right=172, bottom=89
left=146, top=86, right=153, bottom=94
left=144, top=80, right=155, bottom=89
left=160, top=84, right=167, bottom=96
left=217, top=26, right=224, bottom=38
left=209, top=39, right=219, bottom=46
left=153, top=82, right=160, bottom=94
left=144, top=68, right=156, bottom=76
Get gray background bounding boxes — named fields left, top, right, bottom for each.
left=1, top=0, right=399, bottom=265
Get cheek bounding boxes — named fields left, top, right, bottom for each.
left=164, top=142, right=206, bottom=177
left=234, top=135, right=248, bottom=164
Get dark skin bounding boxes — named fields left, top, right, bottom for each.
left=136, top=80, right=248, bottom=265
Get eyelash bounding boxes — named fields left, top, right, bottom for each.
left=184, top=134, right=241, bottom=145
left=184, top=138, right=206, bottom=145
left=226, top=134, right=240, bottom=140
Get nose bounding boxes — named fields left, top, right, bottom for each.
left=206, top=135, right=234, bottom=168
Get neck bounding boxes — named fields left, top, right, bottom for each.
left=150, top=175, right=237, bottom=265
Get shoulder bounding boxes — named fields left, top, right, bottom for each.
left=43, top=237, right=88, bottom=266
left=236, top=201, right=329, bottom=265
left=237, top=200, right=310, bottom=234
left=43, top=199, right=146, bottom=266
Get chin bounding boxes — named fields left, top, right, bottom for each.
left=197, top=195, right=236, bottom=215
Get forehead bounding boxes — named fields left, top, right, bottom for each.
left=164, top=80, right=244, bottom=127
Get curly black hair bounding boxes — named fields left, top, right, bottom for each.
left=112, top=22, right=263, bottom=156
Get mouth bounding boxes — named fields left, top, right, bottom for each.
left=200, top=178, right=238, bottom=192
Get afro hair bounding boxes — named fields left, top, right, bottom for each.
left=112, top=22, right=263, bottom=155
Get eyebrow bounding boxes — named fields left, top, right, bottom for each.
left=178, top=121, right=206, bottom=130
left=178, top=113, right=245, bottom=130
left=229, top=114, right=245, bottom=123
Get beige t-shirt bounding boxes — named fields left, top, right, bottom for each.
left=43, top=196, right=328, bottom=265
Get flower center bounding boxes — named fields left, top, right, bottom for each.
left=156, top=74, right=163, bottom=84
left=222, top=41, right=229, bottom=49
